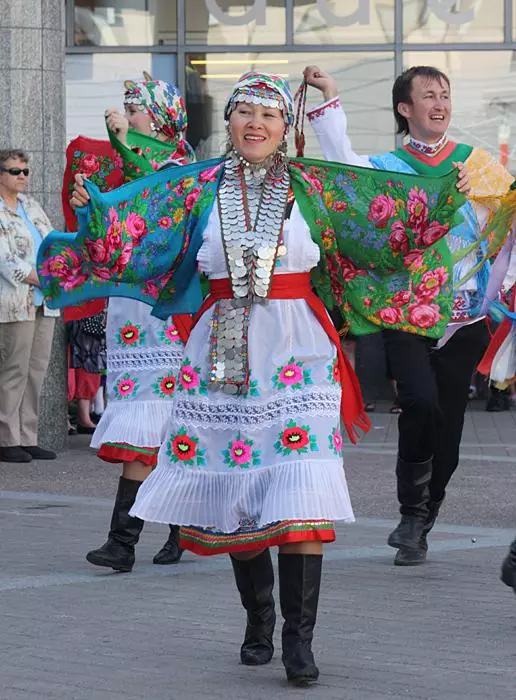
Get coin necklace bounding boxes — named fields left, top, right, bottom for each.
left=208, top=150, right=290, bottom=395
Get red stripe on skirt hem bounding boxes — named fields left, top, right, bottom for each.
left=97, top=443, right=159, bottom=467
left=179, top=527, right=336, bottom=557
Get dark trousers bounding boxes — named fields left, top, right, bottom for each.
left=383, top=321, right=489, bottom=504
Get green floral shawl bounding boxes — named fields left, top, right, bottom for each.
left=39, top=156, right=464, bottom=339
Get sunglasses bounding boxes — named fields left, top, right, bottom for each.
left=1, top=167, right=29, bottom=176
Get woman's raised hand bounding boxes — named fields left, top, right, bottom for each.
left=105, top=107, right=129, bottom=144
left=69, top=173, right=90, bottom=211
left=303, top=66, right=338, bottom=101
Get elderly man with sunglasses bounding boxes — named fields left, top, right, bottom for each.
left=0, top=149, right=59, bottom=463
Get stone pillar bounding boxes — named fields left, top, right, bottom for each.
left=1, top=0, right=68, bottom=450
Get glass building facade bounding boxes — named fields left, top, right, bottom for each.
left=66, top=0, right=516, bottom=171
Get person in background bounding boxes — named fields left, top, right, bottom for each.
left=0, top=149, right=59, bottom=463
left=67, top=310, right=107, bottom=433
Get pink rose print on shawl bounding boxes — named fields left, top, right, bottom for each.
left=367, top=194, right=395, bottom=228
left=40, top=247, right=88, bottom=291
left=389, top=220, right=410, bottom=255
left=392, top=289, right=411, bottom=307
left=110, top=242, right=133, bottom=276
left=407, top=187, right=428, bottom=234
left=416, top=221, right=450, bottom=247
left=91, top=265, right=113, bottom=280
left=415, top=266, right=449, bottom=302
left=340, top=256, right=366, bottom=282
left=124, top=211, right=148, bottom=246
left=407, top=302, right=441, bottom=329
left=199, top=164, right=222, bottom=183
left=403, top=249, right=425, bottom=272
left=185, top=186, right=202, bottom=212
left=376, top=306, right=404, bottom=325
left=106, top=207, right=123, bottom=251
left=301, top=170, right=324, bottom=195
left=78, top=153, right=100, bottom=178
left=85, top=237, right=110, bottom=265
left=143, top=280, right=160, bottom=299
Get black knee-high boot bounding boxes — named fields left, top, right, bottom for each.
left=278, top=553, right=322, bottom=686
left=501, top=538, right=516, bottom=591
left=388, top=457, right=432, bottom=551
left=153, top=525, right=184, bottom=565
left=230, top=549, right=276, bottom=665
left=86, top=476, right=144, bottom=572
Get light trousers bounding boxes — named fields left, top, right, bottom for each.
left=0, top=310, right=56, bottom=446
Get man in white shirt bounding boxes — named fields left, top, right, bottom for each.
left=304, top=65, right=515, bottom=566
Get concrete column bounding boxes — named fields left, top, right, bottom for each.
left=1, top=0, right=68, bottom=450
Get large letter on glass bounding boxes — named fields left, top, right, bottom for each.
left=428, top=0, right=475, bottom=25
left=205, top=0, right=267, bottom=25
left=316, top=0, right=370, bottom=27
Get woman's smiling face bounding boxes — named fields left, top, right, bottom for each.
left=229, top=102, right=286, bottom=163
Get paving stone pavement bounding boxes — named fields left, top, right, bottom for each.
left=1, top=404, right=516, bottom=700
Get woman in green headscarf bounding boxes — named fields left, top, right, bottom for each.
left=69, top=75, right=195, bottom=573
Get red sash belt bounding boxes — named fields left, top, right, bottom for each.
left=194, top=273, right=370, bottom=444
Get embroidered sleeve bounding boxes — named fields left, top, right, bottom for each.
left=307, top=97, right=372, bottom=168
left=37, top=158, right=224, bottom=317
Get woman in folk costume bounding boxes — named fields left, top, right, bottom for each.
left=40, top=72, right=468, bottom=685
left=69, top=74, right=195, bottom=572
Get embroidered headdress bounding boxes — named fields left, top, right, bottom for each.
left=124, top=72, right=193, bottom=160
left=224, top=72, right=294, bottom=128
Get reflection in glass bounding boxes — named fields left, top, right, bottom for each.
left=74, top=0, right=177, bottom=46
left=184, top=53, right=395, bottom=160
left=294, top=0, right=394, bottom=44
left=403, top=0, right=504, bottom=43
left=66, top=53, right=177, bottom=140
left=403, top=51, right=516, bottom=172
left=186, top=0, right=285, bottom=45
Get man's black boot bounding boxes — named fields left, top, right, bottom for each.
left=394, top=498, right=444, bottom=566
left=388, top=457, right=432, bottom=552
left=230, top=549, right=276, bottom=665
left=279, top=553, right=322, bottom=686
left=86, top=477, right=144, bottom=572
